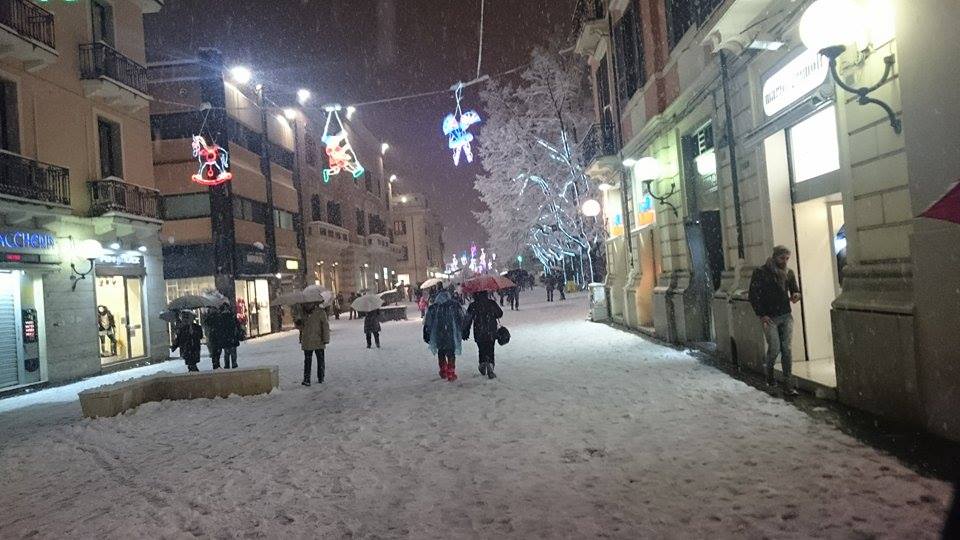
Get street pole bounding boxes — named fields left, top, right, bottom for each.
left=291, top=117, right=309, bottom=288
left=256, top=84, right=279, bottom=331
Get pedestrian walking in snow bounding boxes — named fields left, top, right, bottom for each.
left=508, top=286, right=520, bottom=311
left=348, top=292, right=359, bottom=320
left=295, top=302, right=330, bottom=386
left=334, top=293, right=344, bottom=320
left=364, top=308, right=382, bottom=348
left=558, top=280, right=566, bottom=301
left=463, top=291, right=503, bottom=379
left=417, top=294, right=429, bottom=318
left=205, top=303, right=241, bottom=369
left=748, top=245, right=802, bottom=395
left=545, top=277, right=555, bottom=302
left=171, top=312, right=203, bottom=372
left=423, top=290, right=464, bottom=381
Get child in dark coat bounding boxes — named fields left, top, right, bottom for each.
left=171, top=312, right=203, bottom=371
left=364, top=309, right=382, bottom=348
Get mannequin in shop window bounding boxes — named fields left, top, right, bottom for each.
left=97, top=305, right=117, bottom=357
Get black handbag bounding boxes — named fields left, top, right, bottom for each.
left=496, top=326, right=511, bottom=346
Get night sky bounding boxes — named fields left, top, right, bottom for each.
left=145, top=0, right=577, bottom=252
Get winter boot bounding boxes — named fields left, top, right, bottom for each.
left=479, top=362, right=487, bottom=376
left=447, top=359, right=458, bottom=382
left=487, top=363, right=497, bottom=380
left=438, top=359, right=448, bottom=380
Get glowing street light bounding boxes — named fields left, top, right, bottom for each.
left=283, top=108, right=298, bottom=121
left=229, top=66, right=252, bottom=85
left=296, top=88, right=311, bottom=104
left=389, top=174, right=398, bottom=183
left=581, top=199, right=602, bottom=218
left=381, top=142, right=390, bottom=155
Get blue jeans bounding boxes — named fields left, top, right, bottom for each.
left=762, top=314, right=793, bottom=381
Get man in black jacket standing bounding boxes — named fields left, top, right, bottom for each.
left=748, top=245, right=802, bottom=395
left=463, top=291, right=503, bottom=379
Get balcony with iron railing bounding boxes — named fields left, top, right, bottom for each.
left=0, top=151, right=70, bottom=206
left=580, top=122, right=618, bottom=167
left=89, top=178, right=162, bottom=221
left=573, top=0, right=607, bottom=55
left=0, top=0, right=57, bottom=71
left=308, top=220, right=351, bottom=245
left=79, top=42, right=151, bottom=110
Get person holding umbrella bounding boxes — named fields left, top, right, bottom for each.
left=423, top=289, right=464, bottom=381
left=460, top=278, right=505, bottom=379
left=364, top=309, right=382, bottom=348
left=294, top=301, right=329, bottom=386
left=170, top=312, right=203, bottom=372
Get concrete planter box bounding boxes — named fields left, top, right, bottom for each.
left=78, top=366, right=280, bottom=418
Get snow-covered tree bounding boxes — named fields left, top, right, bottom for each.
left=474, top=48, right=603, bottom=283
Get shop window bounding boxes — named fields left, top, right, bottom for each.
left=163, top=193, right=211, bottom=220
left=96, top=275, right=146, bottom=364
left=613, top=1, right=645, bottom=107
left=305, top=132, right=318, bottom=167
left=326, top=201, right=342, bottom=227
left=91, top=0, right=115, bottom=46
left=0, top=79, right=20, bottom=154
left=234, top=197, right=268, bottom=224
left=789, top=106, right=840, bottom=183
left=273, top=209, right=295, bottom=230
left=311, top=194, right=323, bottom=222
left=97, top=117, right=123, bottom=179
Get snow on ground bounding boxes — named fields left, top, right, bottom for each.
left=0, top=290, right=951, bottom=539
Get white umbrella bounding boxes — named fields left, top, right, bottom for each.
left=351, top=293, right=384, bottom=313
left=273, top=287, right=331, bottom=306
left=420, top=277, right=445, bottom=289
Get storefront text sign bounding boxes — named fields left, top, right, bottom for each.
left=762, top=49, right=829, bottom=117
left=0, top=230, right=56, bottom=252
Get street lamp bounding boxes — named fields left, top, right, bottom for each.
left=389, top=174, right=397, bottom=183
left=296, top=88, right=311, bottom=105
left=799, top=0, right=901, bottom=133
left=346, top=106, right=356, bottom=119
left=229, top=66, right=252, bottom=85
left=381, top=142, right=390, bottom=155
left=630, top=156, right=678, bottom=217
left=581, top=199, right=602, bottom=218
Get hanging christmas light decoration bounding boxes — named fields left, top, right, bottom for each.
left=442, top=83, right=482, bottom=166
left=190, top=135, right=233, bottom=186
left=320, top=105, right=364, bottom=183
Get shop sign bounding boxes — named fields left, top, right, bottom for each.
left=762, top=49, right=828, bottom=117
left=99, top=253, right=142, bottom=266
left=246, top=253, right=266, bottom=265
left=284, top=259, right=300, bottom=271
left=0, top=230, right=56, bottom=253
left=96, top=253, right=145, bottom=277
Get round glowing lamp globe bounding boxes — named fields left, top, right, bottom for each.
left=632, top=157, right=663, bottom=182
left=581, top=199, right=602, bottom=218
left=799, top=0, right=866, bottom=56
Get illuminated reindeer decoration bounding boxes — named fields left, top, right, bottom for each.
left=191, top=135, right=233, bottom=186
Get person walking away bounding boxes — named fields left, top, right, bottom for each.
left=558, top=280, right=567, bottom=301
left=511, top=285, right=520, bottom=310
left=498, top=288, right=505, bottom=307
left=348, top=292, right=358, bottom=320
left=171, top=312, right=203, bottom=372
left=418, top=293, right=429, bottom=318
left=463, top=291, right=503, bottom=379
left=364, top=308, right=382, bottom=348
left=423, top=290, right=464, bottom=381
left=748, top=245, right=802, bottom=395
left=208, top=303, right=243, bottom=369
left=334, top=292, right=344, bottom=320
left=545, top=276, right=555, bottom=302
left=295, top=302, right=330, bottom=386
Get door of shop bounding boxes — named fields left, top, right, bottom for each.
left=0, top=272, right=20, bottom=388
left=96, top=275, right=146, bottom=363
left=763, top=104, right=844, bottom=388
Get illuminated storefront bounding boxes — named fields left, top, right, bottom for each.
left=95, top=252, right=148, bottom=364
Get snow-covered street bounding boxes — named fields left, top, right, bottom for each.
left=0, top=292, right=951, bottom=539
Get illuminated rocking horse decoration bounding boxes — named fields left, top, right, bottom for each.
left=320, top=105, right=364, bottom=183
left=190, top=135, right=233, bottom=186
left=442, top=83, right=482, bottom=166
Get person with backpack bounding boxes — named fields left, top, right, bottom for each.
left=171, top=312, right=203, bottom=372
left=463, top=291, right=503, bottom=379
left=423, top=290, right=464, bottom=381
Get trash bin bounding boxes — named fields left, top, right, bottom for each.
left=588, top=283, right=608, bottom=322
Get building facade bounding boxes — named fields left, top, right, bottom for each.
left=0, top=0, right=168, bottom=392
left=390, top=193, right=445, bottom=288
left=577, top=0, right=960, bottom=442
left=299, top=114, right=403, bottom=298
left=148, top=50, right=304, bottom=336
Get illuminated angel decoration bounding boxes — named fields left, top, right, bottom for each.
left=442, top=84, right=481, bottom=166
left=190, top=135, right=233, bottom=186
left=321, top=106, right=364, bottom=183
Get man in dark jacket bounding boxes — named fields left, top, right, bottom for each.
left=463, top=291, right=504, bottom=379
left=748, top=245, right=801, bottom=395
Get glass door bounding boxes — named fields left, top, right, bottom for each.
left=125, top=277, right=145, bottom=359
